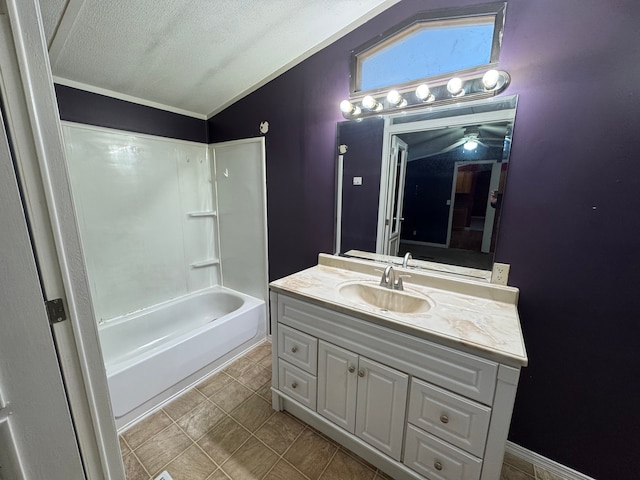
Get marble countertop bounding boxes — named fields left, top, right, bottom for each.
left=270, top=254, right=527, bottom=367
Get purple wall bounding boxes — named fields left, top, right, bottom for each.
left=209, top=1, right=640, bottom=478
left=55, top=84, right=208, bottom=143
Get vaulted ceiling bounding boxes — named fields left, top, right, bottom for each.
left=38, top=0, right=399, bottom=118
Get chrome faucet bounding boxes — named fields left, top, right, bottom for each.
left=402, top=252, right=412, bottom=268
left=379, top=265, right=404, bottom=291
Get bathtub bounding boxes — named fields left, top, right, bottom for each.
left=99, top=286, right=265, bottom=422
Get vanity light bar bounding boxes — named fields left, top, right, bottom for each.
left=339, top=69, right=510, bottom=119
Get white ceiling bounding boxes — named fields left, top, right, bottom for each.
left=39, top=0, right=400, bottom=118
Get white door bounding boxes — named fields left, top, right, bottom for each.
left=354, top=356, right=408, bottom=461
left=0, top=104, right=85, bottom=478
left=383, top=136, right=409, bottom=256
left=317, top=341, right=358, bottom=433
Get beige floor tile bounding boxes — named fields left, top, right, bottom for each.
left=320, top=449, right=375, bottom=480
left=534, top=466, right=568, bottom=480
left=501, top=463, right=535, bottom=480
left=374, top=470, right=393, bottom=480
left=123, top=452, right=151, bottom=480
left=258, top=354, right=273, bottom=369
left=284, top=428, right=338, bottom=480
left=135, top=424, right=192, bottom=476
left=163, top=389, right=208, bottom=421
left=197, top=416, right=251, bottom=465
left=230, top=394, right=274, bottom=432
left=120, top=436, right=132, bottom=456
left=256, top=381, right=273, bottom=401
left=243, top=342, right=272, bottom=364
left=339, top=447, right=378, bottom=473
left=222, top=356, right=255, bottom=378
left=123, top=410, right=174, bottom=450
left=196, top=371, right=235, bottom=398
left=163, top=444, right=217, bottom=480
left=255, top=411, right=305, bottom=455
left=373, top=469, right=394, bottom=480
left=210, top=380, right=253, bottom=413
left=176, top=400, right=226, bottom=440
left=220, top=436, right=278, bottom=480
left=236, top=363, right=272, bottom=391
left=264, top=459, right=307, bottom=480
left=206, top=469, right=231, bottom=480
left=504, top=451, right=535, bottom=476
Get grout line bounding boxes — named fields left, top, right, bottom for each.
left=317, top=444, right=340, bottom=480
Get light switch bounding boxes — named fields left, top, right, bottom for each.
left=353, top=177, right=363, bottom=186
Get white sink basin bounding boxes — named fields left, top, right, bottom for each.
left=338, top=282, right=433, bottom=314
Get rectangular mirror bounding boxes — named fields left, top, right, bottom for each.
left=335, top=95, right=518, bottom=279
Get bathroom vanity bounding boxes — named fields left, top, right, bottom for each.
left=270, top=254, right=527, bottom=480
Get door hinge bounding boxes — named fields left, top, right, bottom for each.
left=45, top=298, right=67, bottom=324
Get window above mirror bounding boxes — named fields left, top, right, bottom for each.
left=349, top=3, right=507, bottom=97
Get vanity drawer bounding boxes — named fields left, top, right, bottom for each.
left=278, top=323, right=318, bottom=374
left=404, top=425, right=482, bottom=480
left=278, top=360, right=317, bottom=410
left=408, top=378, right=491, bottom=456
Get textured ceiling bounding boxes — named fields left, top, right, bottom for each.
left=39, top=0, right=399, bottom=118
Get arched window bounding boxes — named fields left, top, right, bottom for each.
left=351, top=3, right=506, bottom=96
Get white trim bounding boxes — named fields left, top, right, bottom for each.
left=506, top=442, right=596, bottom=480
left=206, top=0, right=402, bottom=118
left=4, top=1, right=124, bottom=478
left=60, top=120, right=207, bottom=147
left=335, top=154, right=344, bottom=254
left=53, top=76, right=207, bottom=120
left=400, top=239, right=447, bottom=248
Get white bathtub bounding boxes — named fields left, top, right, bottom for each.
left=99, top=286, right=265, bottom=421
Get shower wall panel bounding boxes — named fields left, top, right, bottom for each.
left=63, top=123, right=215, bottom=322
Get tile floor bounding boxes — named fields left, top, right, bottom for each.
left=119, top=341, right=565, bottom=480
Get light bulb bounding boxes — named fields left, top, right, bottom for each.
left=415, top=84, right=433, bottom=102
left=482, top=69, right=500, bottom=90
left=339, top=100, right=361, bottom=116
left=362, top=95, right=381, bottom=111
left=387, top=90, right=406, bottom=107
left=464, top=139, right=478, bottom=151
left=447, top=77, right=464, bottom=96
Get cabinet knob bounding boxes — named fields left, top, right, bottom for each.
left=440, top=414, right=449, bottom=424
left=434, top=461, right=443, bottom=471
left=358, top=370, right=365, bottom=377
left=291, top=346, right=298, bottom=353
left=291, top=382, right=298, bottom=389
left=348, top=366, right=355, bottom=373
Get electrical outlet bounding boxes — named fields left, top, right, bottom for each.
left=491, top=262, right=510, bottom=285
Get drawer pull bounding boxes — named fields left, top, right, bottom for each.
left=291, top=346, right=298, bottom=353
left=434, top=461, right=443, bottom=471
left=348, top=366, right=355, bottom=373
left=291, top=382, right=298, bottom=389
left=440, top=414, right=449, bottom=424
left=358, top=369, right=365, bottom=378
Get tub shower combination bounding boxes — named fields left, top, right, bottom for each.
left=100, top=287, right=265, bottom=422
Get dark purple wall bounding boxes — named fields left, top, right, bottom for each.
left=209, top=1, right=640, bottom=478
left=337, top=118, right=384, bottom=253
left=55, top=84, right=208, bottom=143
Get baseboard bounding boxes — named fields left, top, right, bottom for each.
left=506, top=441, right=595, bottom=480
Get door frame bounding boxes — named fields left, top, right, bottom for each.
left=1, top=0, right=123, bottom=478
left=446, top=159, right=497, bottom=248
left=382, top=136, right=408, bottom=256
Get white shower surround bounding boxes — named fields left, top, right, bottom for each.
left=63, top=124, right=269, bottom=428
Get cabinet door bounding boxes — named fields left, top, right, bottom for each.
left=317, top=340, right=358, bottom=433
left=355, top=356, right=408, bottom=461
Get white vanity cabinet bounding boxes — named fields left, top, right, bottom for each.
left=317, top=340, right=408, bottom=460
left=270, top=291, right=522, bottom=480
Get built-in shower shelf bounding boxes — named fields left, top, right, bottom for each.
left=191, top=259, right=220, bottom=268
left=188, top=211, right=217, bottom=217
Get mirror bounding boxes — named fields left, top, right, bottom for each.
left=335, top=95, right=517, bottom=279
